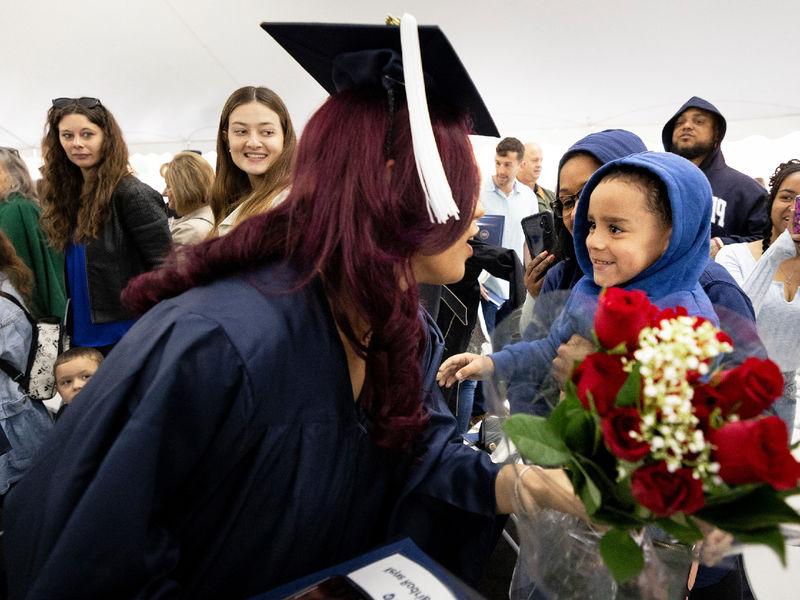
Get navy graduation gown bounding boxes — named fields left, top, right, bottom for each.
left=4, top=264, right=502, bottom=599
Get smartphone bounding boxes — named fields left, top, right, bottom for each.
left=793, top=195, right=800, bottom=234
left=521, top=212, right=555, bottom=257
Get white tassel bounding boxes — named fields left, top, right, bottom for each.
left=399, top=13, right=460, bottom=224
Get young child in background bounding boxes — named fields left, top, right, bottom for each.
left=54, top=347, right=103, bottom=407
left=438, top=151, right=717, bottom=389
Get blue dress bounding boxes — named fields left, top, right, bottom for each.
left=4, top=263, right=502, bottom=599
left=66, top=242, right=134, bottom=346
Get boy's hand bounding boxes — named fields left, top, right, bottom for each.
left=552, top=334, right=594, bottom=387
left=437, top=353, right=494, bottom=388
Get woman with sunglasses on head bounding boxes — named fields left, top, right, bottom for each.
left=0, top=147, right=66, bottom=319
left=39, top=97, right=171, bottom=353
left=210, top=86, right=297, bottom=236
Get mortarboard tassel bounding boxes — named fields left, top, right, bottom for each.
left=399, top=13, right=461, bottom=224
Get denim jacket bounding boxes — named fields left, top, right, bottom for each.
left=0, top=277, right=53, bottom=495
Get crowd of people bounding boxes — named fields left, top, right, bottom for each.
left=0, top=15, right=798, bottom=600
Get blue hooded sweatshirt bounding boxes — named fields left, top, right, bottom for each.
left=543, top=129, right=648, bottom=295
left=492, top=151, right=717, bottom=381
left=662, top=96, right=767, bottom=245
left=530, top=130, right=755, bottom=337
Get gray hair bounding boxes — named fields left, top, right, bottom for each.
left=0, top=148, right=37, bottom=201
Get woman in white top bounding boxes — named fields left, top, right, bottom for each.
left=716, top=159, right=800, bottom=437
left=164, top=152, right=215, bottom=245
left=209, top=86, right=296, bottom=236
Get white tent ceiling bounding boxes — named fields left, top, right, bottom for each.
left=3, top=0, right=800, bottom=186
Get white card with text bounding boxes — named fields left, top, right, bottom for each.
left=348, top=553, right=456, bottom=600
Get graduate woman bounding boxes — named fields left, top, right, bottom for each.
left=38, top=97, right=171, bottom=352
left=4, top=18, right=581, bottom=599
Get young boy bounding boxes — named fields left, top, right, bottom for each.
left=438, top=151, right=716, bottom=387
left=54, top=347, right=103, bottom=406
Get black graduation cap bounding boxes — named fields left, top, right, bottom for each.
left=261, top=21, right=499, bottom=138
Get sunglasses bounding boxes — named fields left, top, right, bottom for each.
left=0, top=146, right=20, bottom=158
left=51, top=97, right=102, bottom=109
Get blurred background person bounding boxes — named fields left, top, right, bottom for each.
left=0, top=147, right=66, bottom=319
left=0, top=229, right=53, bottom=494
left=39, top=97, right=171, bottom=353
left=716, top=159, right=800, bottom=438
left=517, top=141, right=554, bottom=213
left=210, top=86, right=296, bottom=235
left=163, top=151, right=215, bottom=244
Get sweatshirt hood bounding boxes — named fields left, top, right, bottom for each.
left=558, top=129, right=648, bottom=180
left=573, top=151, right=712, bottom=299
left=661, top=96, right=727, bottom=152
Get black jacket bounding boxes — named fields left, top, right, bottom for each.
left=82, top=176, right=171, bottom=323
left=435, top=240, right=525, bottom=411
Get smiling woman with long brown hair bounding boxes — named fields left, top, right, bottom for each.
left=38, top=97, right=171, bottom=352
left=210, top=86, right=297, bottom=235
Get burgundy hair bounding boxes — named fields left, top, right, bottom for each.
left=123, top=89, right=479, bottom=451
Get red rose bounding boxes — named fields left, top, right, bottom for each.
left=711, top=417, right=800, bottom=491
left=716, top=331, right=733, bottom=346
left=595, top=288, right=657, bottom=353
left=601, top=408, right=650, bottom=461
left=631, top=461, right=705, bottom=517
left=715, top=358, right=784, bottom=419
left=573, top=353, right=629, bottom=415
left=691, top=383, right=737, bottom=429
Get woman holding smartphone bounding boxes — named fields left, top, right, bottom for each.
left=716, top=159, right=800, bottom=438
left=39, top=97, right=171, bottom=352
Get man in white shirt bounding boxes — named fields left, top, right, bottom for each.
left=479, top=137, right=538, bottom=331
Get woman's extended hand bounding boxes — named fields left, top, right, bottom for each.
left=524, top=251, right=556, bottom=298
left=496, top=464, right=587, bottom=519
left=436, top=353, right=494, bottom=388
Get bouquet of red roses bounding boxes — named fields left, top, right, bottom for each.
left=505, top=287, right=800, bottom=583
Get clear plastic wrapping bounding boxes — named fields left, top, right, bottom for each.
left=510, top=510, right=692, bottom=600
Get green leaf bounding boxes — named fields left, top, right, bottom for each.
left=503, top=415, right=571, bottom=466
left=592, top=505, right=647, bottom=529
left=729, top=526, right=787, bottom=565
left=592, top=412, right=603, bottom=453
left=571, top=459, right=602, bottom=515
left=615, top=363, right=641, bottom=408
left=701, top=483, right=760, bottom=508
left=607, top=342, right=629, bottom=355
left=547, top=394, right=572, bottom=438
left=655, top=517, right=703, bottom=545
left=565, top=411, right=596, bottom=455
left=696, top=485, right=800, bottom=532
left=563, top=377, right=579, bottom=402
left=599, top=528, right=645, bottom=583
